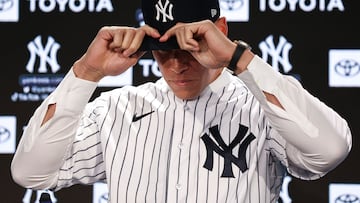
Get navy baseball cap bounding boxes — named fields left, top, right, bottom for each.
left=139, top=0, right=220, bottom=51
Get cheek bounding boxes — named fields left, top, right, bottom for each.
left=156, top=59, right=171, bottom=74
left=153, top=55, right=170, bottom=72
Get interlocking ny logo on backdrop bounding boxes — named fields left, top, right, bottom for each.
left=259, top=35, right=293, bottom=74
left=11, top=35, right=63, bottom=102
left=155, top=0, right=174, bottom=22
left=201, top=124, right=255, bottom=178
left=26, top=35, right=60, bottom=73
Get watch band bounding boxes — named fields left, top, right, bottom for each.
left=227, top=40, right=251, bottom=73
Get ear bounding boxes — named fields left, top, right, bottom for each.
left=214, top=17, right=228, bottom=35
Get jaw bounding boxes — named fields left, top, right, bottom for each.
left=168, top=82, right=203, bottom=100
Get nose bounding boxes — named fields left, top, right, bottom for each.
left=169, top=51, right=191, bottom=74
left=170, top=63, right=189, bottom=74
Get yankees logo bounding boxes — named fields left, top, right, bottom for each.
left=201, top=124, right=255, bottom=178
left=155, top=0, right=174, bottom=22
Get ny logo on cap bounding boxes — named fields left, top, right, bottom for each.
left=155, top=0, right=174, bottom=22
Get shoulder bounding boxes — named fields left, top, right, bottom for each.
left=226, top=71, right=251, bottom=96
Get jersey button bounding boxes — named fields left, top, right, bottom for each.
left=175, top=183, right=182, bottom=190
left=178, top=143, right=184, bottom=149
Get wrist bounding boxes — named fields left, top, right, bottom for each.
left=227, top=40, right=253, bottom=75
left=73, top=58, right=104, bottom=82
left=234, top=49, right=254, bottom=74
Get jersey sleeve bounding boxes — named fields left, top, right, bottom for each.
left=237, top=55, right=352, bottom=179
left=11, top=68, right=99, bottom=190
left=55, top=102, right=107, bottom=190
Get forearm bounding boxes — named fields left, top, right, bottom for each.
left=237, top=55, right=352, bottom=174
left=11, top=69, right=97, bottom=189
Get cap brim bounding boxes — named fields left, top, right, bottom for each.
left=139, top=36, right=180, bottom=51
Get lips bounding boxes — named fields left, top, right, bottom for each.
left=170, top=79, right=196, bottom=87
left=173, top=79, right=192, bottom=86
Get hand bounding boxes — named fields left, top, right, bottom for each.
left=159, top=19, right=236, bottom=70
left=74, top=25, right=160, bottom=82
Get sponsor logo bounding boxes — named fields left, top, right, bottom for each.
left=335, top=194, right=360, bottom=203
left=334, top=59, right=360, bottom=77
left=28, top=0, right=114, bottom=13
left=329, top=183, right=360, bottom=203
left=22, top=189, right=57, bottom=203
left=131, top=59, right=162, bottom=85
left=0, top=0, right=19, bottom=22
left=138, top=59, right=162, bottom=78
left=329, top=49, right=360, bottom=87
left=0, top=0, right=13, bottom=11
left=0, top=116, right=16, bottom=154
left=219, top=0, right=249, bottom=22
left=279, top=176, right=292, bottom=203
left=99, top=193, right=109, bottom=203
left=0, top=125, right=10, bottom=143
left=93, top=182, right=109, bottom=203
left=135, top=8, right=145, bottom=26
left=132, top=110, right=155, bottom=122
left=11, top=35, right=64, bottom=102
left=259, top=0, right=345, bottom=12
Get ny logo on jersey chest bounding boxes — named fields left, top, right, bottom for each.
left=201, top=124, right=255, bottom=178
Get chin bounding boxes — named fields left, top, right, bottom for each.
left=171, top=86, right=202, bottom=100
left=175, top=93, right=199, bottom=100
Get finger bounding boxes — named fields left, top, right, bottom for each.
left=183, top=26, right=200, bottom=50
left=121, top=29, right=138, bottom=50
left=122, top=30, right=146, bottom=56
left=108, top=28, right=126, bottom=52
left=159, top=23, right=183, bottom=42
left=174, top=25, right=199, bottom=51
left=130, top=50, right=146, bottom=59
left=141, top=24, right=161, bottom=39
left=123, top=25, right=162, bottom=56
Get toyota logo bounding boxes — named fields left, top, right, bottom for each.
left=335, top=194, right=360, bottom=203
left=0, top=126, right=11, bottom=144
left=334, top=59, right=360, bottom=77
left=0, top=0, right=13, bottom=12
left=219, top=0, right=244, bottom=11
left=98, top=193, right=109, bottom=203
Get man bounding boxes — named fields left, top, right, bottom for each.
left=11, top=0, right=352, bottom=202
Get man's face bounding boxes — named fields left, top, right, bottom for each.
left=152, top=49, right=222, bottom=100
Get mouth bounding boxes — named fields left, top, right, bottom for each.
left=171, top=79, right=194, bottom=87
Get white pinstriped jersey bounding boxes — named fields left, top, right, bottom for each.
left=55, top=70, right=319, bottom=203
left=12, top=56, right=351, bottom=203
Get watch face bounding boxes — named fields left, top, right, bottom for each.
left=235, top=40, right=252, bottom=50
